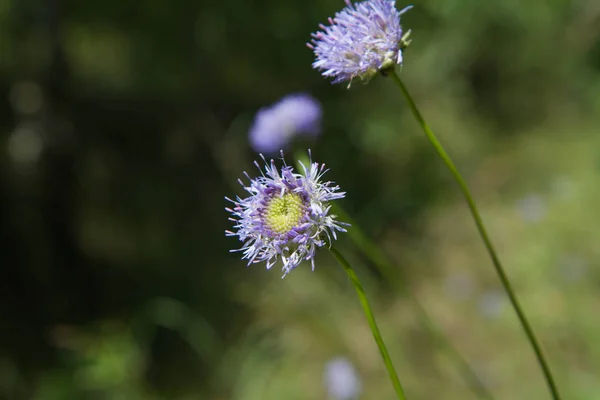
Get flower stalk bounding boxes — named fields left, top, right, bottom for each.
left=292, top=151, right=493, bottom=399
left=329, top=246, right=408, bottom=400
left=388, top=69, right=561, bottom=400
left=331, top=204, right=495, bottom=400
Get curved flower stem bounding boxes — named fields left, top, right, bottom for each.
left=388, top=70, right=561, bottom=400
left=293, top=151, right=493, bottom=399
left=332, top=205, right=495, bottom=400
left=329, top=246, right=408, bottom=400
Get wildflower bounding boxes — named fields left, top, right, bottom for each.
left=225, top=152, right=348, bottom=277
left=324, top=357, right=362, bottom=400
left=308, top=0, right=413, bottom=86
left=249, top=93, right=322, bottom=153
left=516, top=194, right=547, bottom=223
left=478, top=289, right=506, bottom=319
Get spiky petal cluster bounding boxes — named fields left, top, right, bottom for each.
left=249, top=93, right=322, bottom=154
left=308, top=0, right=412, bottom=86
left=226, top=152, right=348, bottom=277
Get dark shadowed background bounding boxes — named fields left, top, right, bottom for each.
left=1, top=0, right=600, bottom=398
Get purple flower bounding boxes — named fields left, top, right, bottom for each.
left=324, top=357, right=362, bottom=400
left=308, top=1, right=412, bottom=86
left=225, top=152, right=348, bottom=277
left=249, top=94, right=322, bottom=153
left=478, top=289, right=506, bottom=319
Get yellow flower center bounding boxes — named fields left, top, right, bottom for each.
left=265, top=193, right=304, bottom=235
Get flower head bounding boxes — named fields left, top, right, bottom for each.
left=324, top=357, right=362, bottom=400
left=308, top=1, right=412, bottom=86
left=249, top=93, right=322, bottom=153
left=225, top=152, right=348, bottom=277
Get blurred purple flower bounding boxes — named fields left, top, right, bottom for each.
left=516, top=194, right=547, bottom=223
left=308, top=1, right=412, bottom=86
left=249, top=94, right=322, bottom=153
left=324, top=357, right=361, bottom=400
left=478, top=289, right=506, bottom=319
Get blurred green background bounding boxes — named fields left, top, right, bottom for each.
left=1, top=0, right=600, bottom=399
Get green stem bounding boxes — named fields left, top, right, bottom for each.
left=333, top=205, right=495, bottom=400
left=294, top=151, right=492, bottom=399
left=388, top=70, right=561, bottom=400
left=329, top=246, right=407, bottom=400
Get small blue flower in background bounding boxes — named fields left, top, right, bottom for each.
left=249, top=94, right=322, bottom=153
left=516, top=193, right=547, bottom=223
left=225, top=152, right=348, bottom=277
left=324, top=357, right=362, bottom=400
left=308, top=0, right=412, bottom=86
left=478, top=289, right=506, bottom=319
